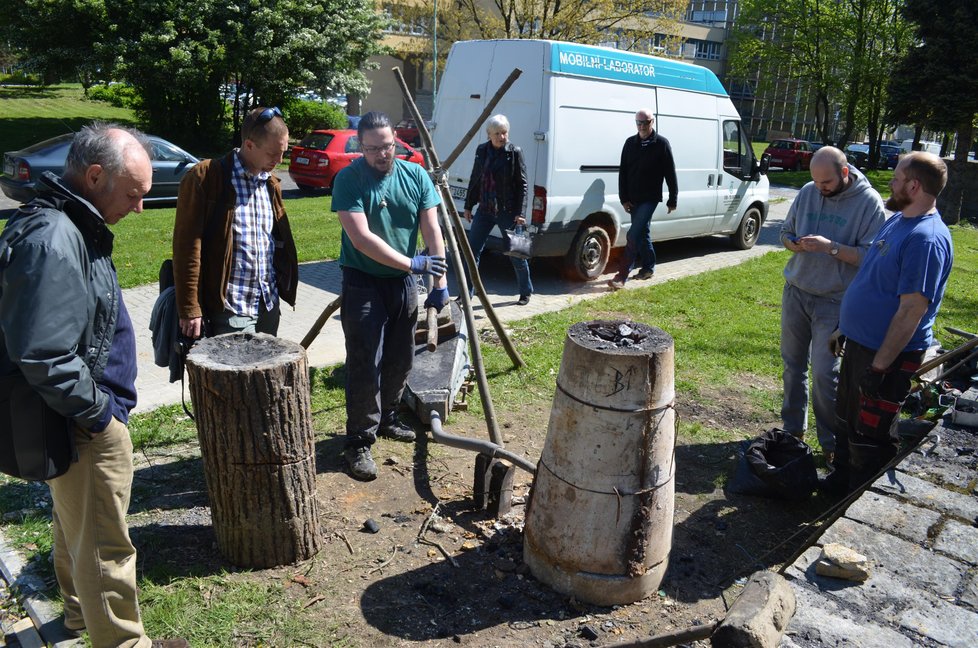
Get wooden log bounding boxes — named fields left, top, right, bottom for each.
left=185, top=333, right=321, bottom=567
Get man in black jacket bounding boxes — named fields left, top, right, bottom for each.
left=609, top=110, right=678, bottom=290
left=0, top=123, right=188, bottom=647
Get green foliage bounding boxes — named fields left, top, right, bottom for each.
left=285, top=100, right=348, bottom=138
left=129, top=405, right=198, bottom=449
left=730, top=0, right=912, bottom=149
left=86, top=83, right=140, bottom=109
left=0, top=70, right=42, bottom=85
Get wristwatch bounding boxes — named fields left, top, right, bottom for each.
left=829, top=243, right=840, bottom=256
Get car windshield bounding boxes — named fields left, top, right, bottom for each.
left=299, top=133, right=334, bottom=151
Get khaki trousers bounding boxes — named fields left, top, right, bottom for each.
left=47, top=417, right=151, bottom=648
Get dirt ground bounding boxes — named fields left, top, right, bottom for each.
left=112, top=374, right=832, bottom=648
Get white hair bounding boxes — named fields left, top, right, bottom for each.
left=486, top=114, right=510, bottom=135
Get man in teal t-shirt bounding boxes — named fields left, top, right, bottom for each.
left=332, top=111, right=448, bottom=481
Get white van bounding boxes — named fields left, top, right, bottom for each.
left=431, top=39, right=770, bottom=279
left=900, top=139, right=941, bottom=156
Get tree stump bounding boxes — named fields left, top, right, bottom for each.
left=185, top=333, right=321, bottom=567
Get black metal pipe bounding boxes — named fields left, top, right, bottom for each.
left=429, top=411, right=537, bottom=474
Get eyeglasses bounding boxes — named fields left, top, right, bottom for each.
left=362, top=142, right=395, bottom=155
left=635, top=119, right=652, bottom=126
left=257, top=106, right=283, bottom=123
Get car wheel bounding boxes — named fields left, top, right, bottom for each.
left=296, top=183, right=317, bottom=193
left=792, top=160, right=802, bottom=172
left=566, top=225, right=611, bottom=280
left=731, top=206, right=762, bottom=250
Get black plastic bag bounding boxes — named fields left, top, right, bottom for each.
left=727, top=428, right=817, bottom=499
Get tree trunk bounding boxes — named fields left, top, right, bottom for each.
left=185, top=333, right=321, bottom=568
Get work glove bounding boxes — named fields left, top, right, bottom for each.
left=858, top=365, right=889, bottom=401
left=410, top=254, right=447, bottom=277
left=424, top=287, right=449, bottom=312
left=828, top=330, right=846, bottom=357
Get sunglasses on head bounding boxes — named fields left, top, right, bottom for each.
left=258, top=106, right=283, bottom=123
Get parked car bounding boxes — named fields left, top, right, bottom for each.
left=393, top=119, right=431, bottom=147
left=1, top=133, right=199, bottom=204
left=762, top=138, right=814, bottom=171
left=808, top=141, right=827, bottom=153
left=287, top=129, right=425, bottom=192
left=878, top=144, right=901, bottom=169
left=845, top=143, right=882, bottom=169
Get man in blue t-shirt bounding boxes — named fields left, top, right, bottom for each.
left=824, top=151, right=954, bottom=494
left=332, top=111, right=448, bottom=481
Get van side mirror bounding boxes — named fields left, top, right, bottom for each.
left=759, top=154, right=771, bottom=176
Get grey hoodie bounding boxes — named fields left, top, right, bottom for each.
left=781, top=164, right=886, bottom=298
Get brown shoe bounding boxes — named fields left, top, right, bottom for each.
left=151, top=640, right=190, bottom=648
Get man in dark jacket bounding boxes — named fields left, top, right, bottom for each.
left=609, top=110, right=678, bottom=290
left=0, top=123, right=187, bottom=647
left=173, top=106, right=298, bottom=339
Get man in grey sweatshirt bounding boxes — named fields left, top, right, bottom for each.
left=780, top=146, right=886, bottom=463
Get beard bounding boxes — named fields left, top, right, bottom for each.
left=885, top=189, right=910, bottom=212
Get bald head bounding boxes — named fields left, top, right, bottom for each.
left=809, top=146, right=850, bottom=197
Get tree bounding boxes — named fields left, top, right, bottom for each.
left=394, top=0, right=688, bottom=78
left=887, top=0, right=978, bottom=161
left=0, top=0, right=111, bottom=90
left=729, top=0, right=912, bottom=159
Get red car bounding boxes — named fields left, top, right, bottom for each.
left=394, top=119, right=431, bottom=147
left=762, top=138, right=814, bottom=171
left=288, top=129, right=425, bottom=192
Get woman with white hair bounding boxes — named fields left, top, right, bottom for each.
left=463, top=114, right=532, bottom=305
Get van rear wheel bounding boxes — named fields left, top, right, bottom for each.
left=567, top=225, right=611, bottom=280
left=731, top=206, right=762, bottom=250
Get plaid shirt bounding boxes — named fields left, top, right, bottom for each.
left=225, top=151, right=278, bottom=317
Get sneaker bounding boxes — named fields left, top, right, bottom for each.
left=634, top=268, right=655, bottom=280
left=344, top=446, right=378, bottom=480
left=607, top=278, right=625, bottom=291
left=151, top=640, right=190, bottom=648
left=378, top=420, right=416, bottom=442
left=516, top=294, right=530, bottom=306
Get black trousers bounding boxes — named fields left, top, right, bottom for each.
left=832, top=339, right=923, bottom=491
left=340, top=268, right=418, bottom=449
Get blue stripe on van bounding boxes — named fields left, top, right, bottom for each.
left=549, top=42, right=728, bottom=96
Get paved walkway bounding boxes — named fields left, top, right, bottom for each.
left=130, top=188, right=796, bottom=412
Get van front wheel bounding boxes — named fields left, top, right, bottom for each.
left=731, top=207, right=762, bottom=250
left=567, top=225, right=611, bottom=280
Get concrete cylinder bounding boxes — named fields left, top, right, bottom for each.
left=523, top=320, right=675, bottom=606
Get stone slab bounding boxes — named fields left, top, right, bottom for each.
left=844, top=491, right=942, bottom=545
left=934, top=517, right=978, bottom=565
left=872, top=469, right=978, bottom=523
left=788, top=540, right=977, bottom=647
left=782, top=576, right=915, bottom=648
left=820, top=517, right=965, bottom=598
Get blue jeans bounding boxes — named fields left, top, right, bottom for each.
left=341, top=268, right=418, bottom=449
left=466, top=209, right=533, bottom=297
left=614, top=201, right=657, bottom=281
left=780, top=283, right=841, bottom=453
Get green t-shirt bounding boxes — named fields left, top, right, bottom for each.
left=332, top=158, right=441, bottom=278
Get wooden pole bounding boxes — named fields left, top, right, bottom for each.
left=393, top=67, right=526, bottom=369
left=441, top=69, right=523, bottom=170
left=393, top=67, right=505, bottom=446
left=299, top=294, right=342, bottom=350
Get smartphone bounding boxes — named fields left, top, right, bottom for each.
left=785, top=233, right=799, bottom=243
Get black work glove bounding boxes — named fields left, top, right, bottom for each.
left=859, top=365, right=889, bottom=400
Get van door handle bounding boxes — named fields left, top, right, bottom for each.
left=707, top=174, right=714, bottom=187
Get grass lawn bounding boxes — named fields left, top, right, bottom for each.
left=752, top=141, right=895, bottom=194
left=0, top=84, right=138, bottom=153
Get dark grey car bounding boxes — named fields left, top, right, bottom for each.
left=1, top=133, right=199, bottom=204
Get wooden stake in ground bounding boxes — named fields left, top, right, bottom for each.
left=185, top=333, right=321, bottom=568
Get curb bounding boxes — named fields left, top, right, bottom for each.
left=0, top=527, right=83, bottom=647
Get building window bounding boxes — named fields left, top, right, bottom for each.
left=687, top=39, right=722, bottom=60
left=382, top=3, right=427, bottom=36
